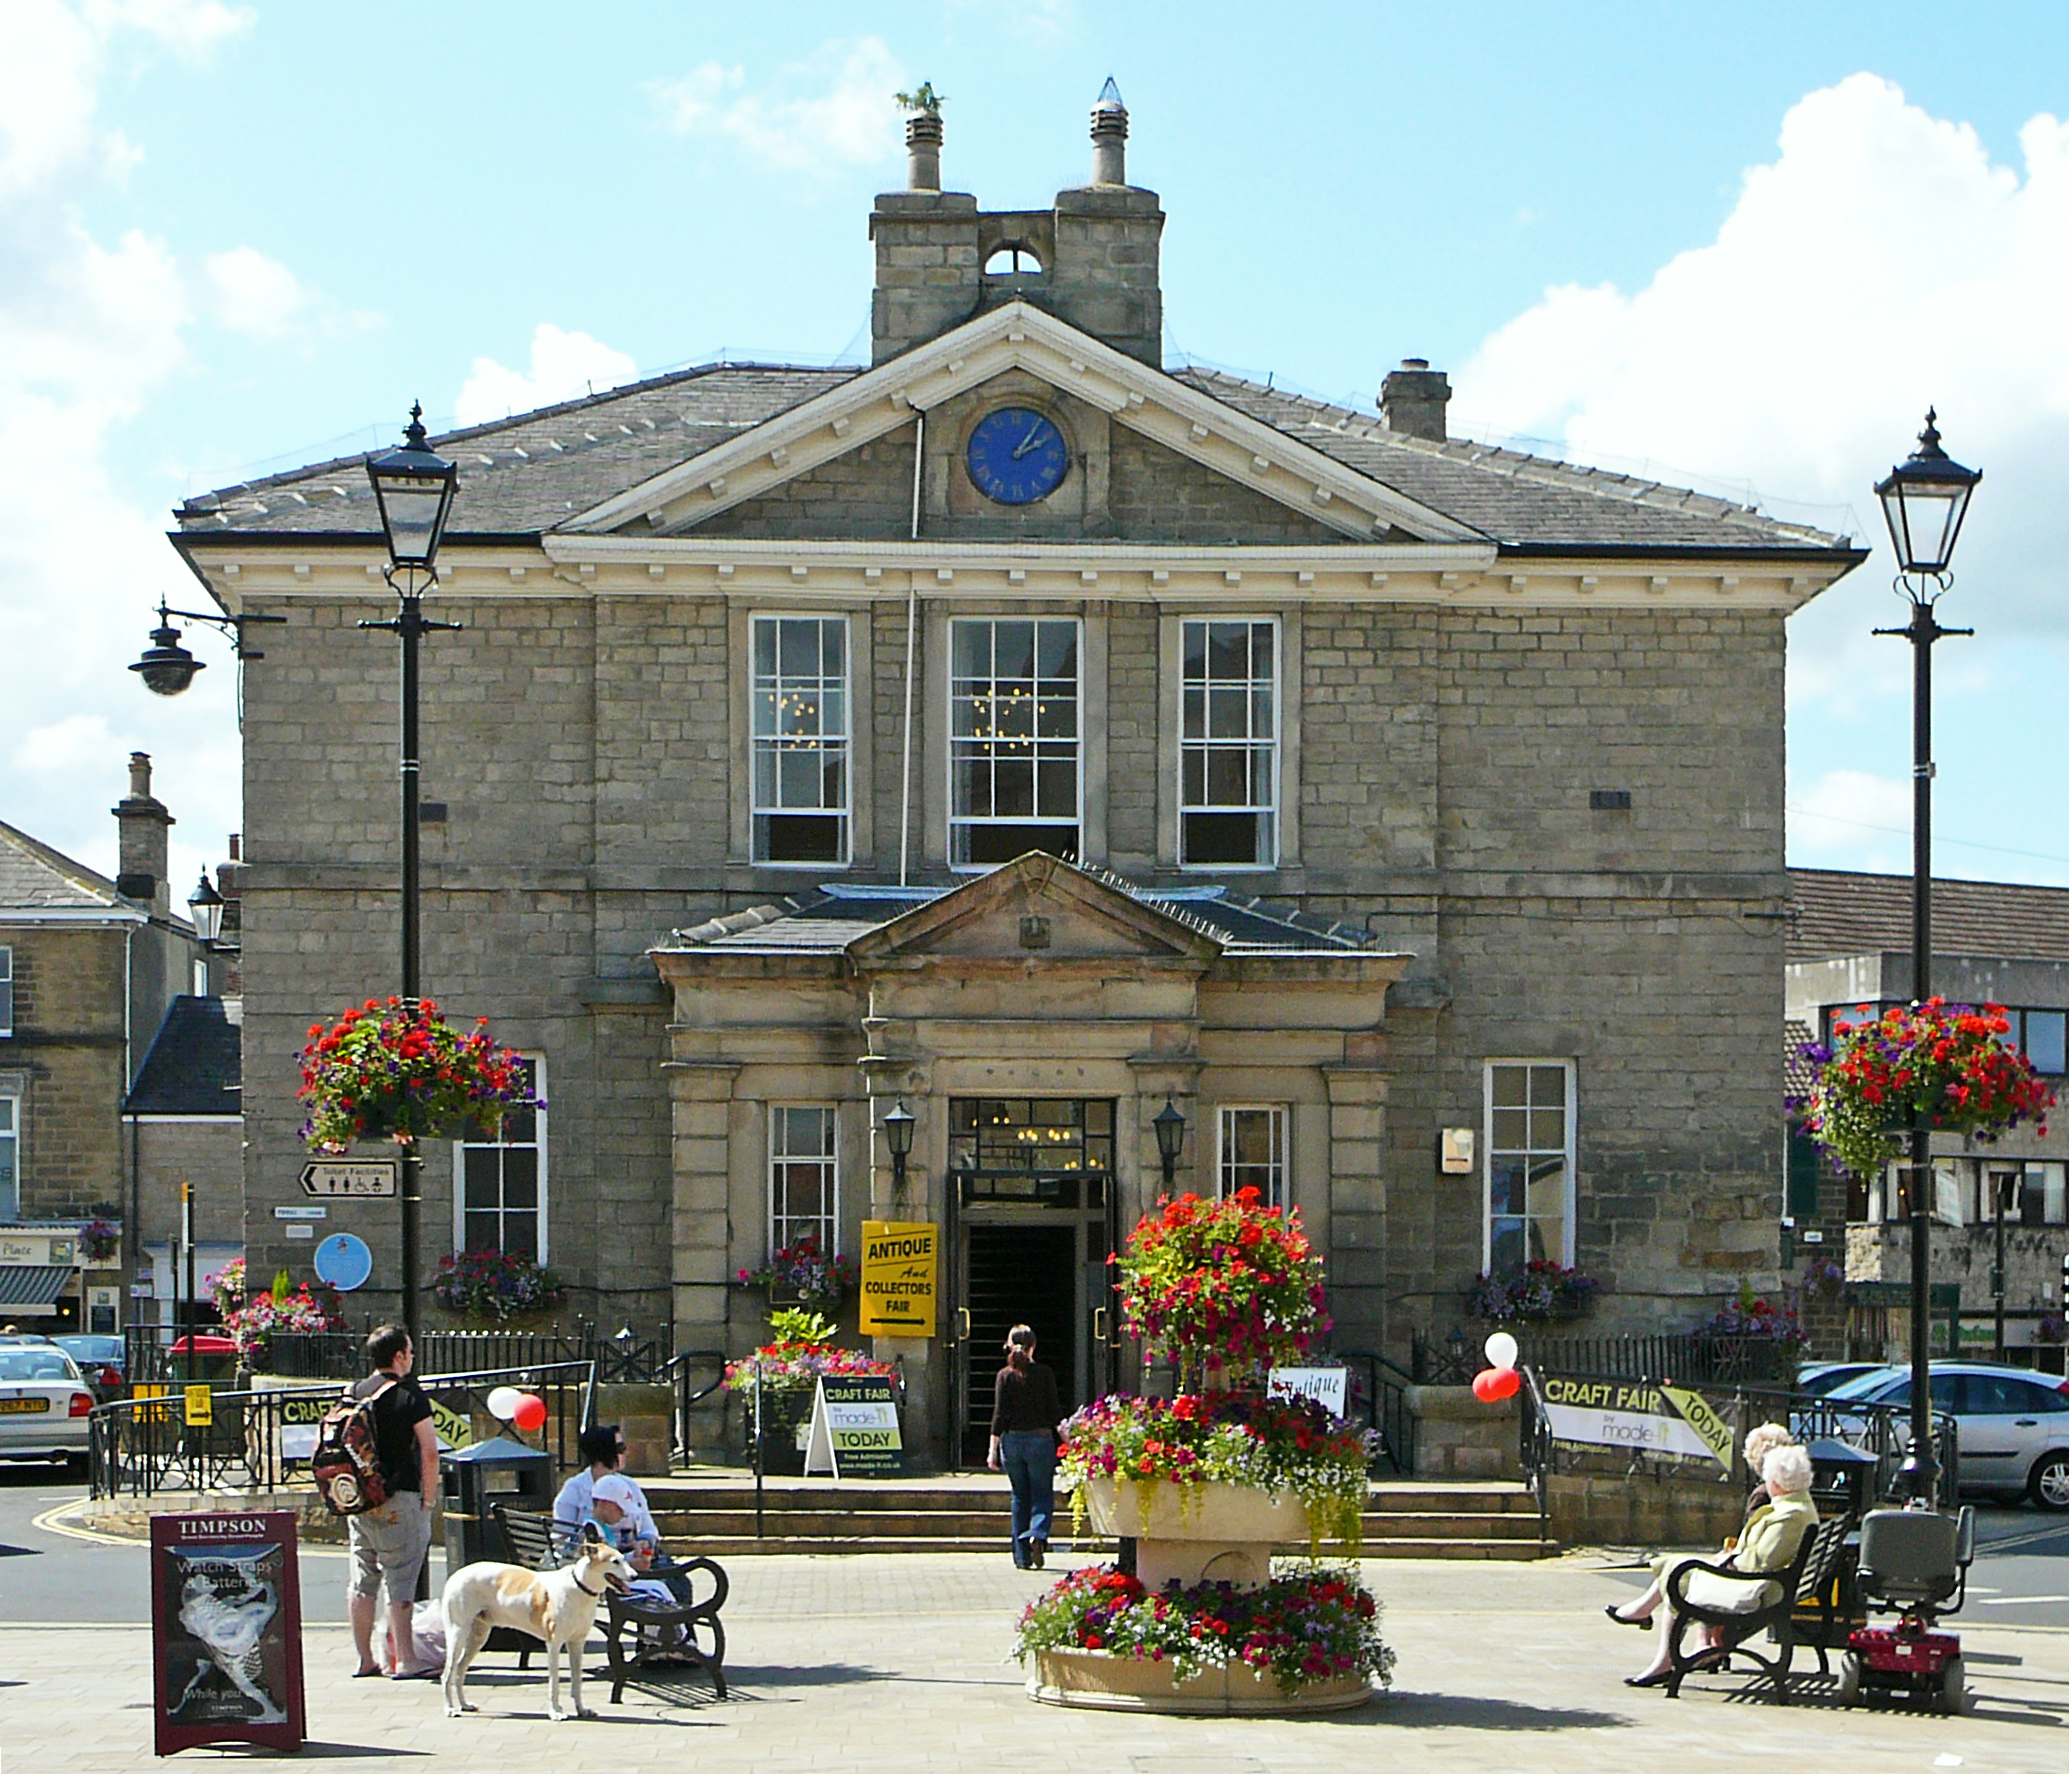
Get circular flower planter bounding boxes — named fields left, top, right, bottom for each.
left=1028, top=1647, right=1372, bottom=1715
left=1081, top=1475, right=1309, bottom=1590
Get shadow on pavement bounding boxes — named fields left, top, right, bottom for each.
left=1349, top=1693, right=1626, bottom=1731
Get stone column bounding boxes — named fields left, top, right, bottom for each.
left=665, top=1060, right=739, bottom=1346
left=1324, top=1065, right=1391, bottom=1350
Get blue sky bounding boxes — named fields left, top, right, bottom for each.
left=6, top=1, right=2069, bottom=896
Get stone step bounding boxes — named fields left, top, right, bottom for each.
left=658, top=1533, right=1555, bottom=1561
left=651, top=1507, right=1547, bottom=1540
left=645, top=1479, right=1538, bottom=1516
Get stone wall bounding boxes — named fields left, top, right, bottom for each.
left=0, top=925, right=128, bottom=1217
left=1407, top=1384, right=1520, bottom=1480
left=1546, top=1469, right=1746, bottom=1550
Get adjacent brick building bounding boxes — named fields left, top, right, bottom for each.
left=168, top=95, right=1863, bottom=1460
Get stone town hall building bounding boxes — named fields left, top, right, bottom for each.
left=169, top=95, right=1860, bottom=1460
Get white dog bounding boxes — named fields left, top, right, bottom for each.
left=440, top=1523, right=634, bottom=1721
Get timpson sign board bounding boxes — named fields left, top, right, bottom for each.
left=1537, top=1375, right=1734, bottom=1471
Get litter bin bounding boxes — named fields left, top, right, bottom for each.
left=442, top=1435, right=556, bottom=1571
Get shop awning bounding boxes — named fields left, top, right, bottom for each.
left=0, top=1265, right=77, bottom=1313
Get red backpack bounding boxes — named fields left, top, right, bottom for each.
left=311, top=1379, right=394, bottom=1516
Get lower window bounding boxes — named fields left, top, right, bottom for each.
left=1218, top=1106, right=1288, bottom=1209
left=769, top=1104, right=839, bottom=1256
left=456, top=1056, right=545, bottom=1261
left=1484, top=1061, right=1574, bottom=1274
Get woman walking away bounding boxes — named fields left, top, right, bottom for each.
left=988, top=1324, right=1062, bottom=1570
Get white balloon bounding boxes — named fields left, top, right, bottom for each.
left=1484, top=1332, right=1519, bottom=1371
left=486, top=1385, right=522, bottom=1421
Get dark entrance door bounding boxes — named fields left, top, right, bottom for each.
left=960, top=1222, right=1076, bottom=1466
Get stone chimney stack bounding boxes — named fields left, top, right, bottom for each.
left=905, top=109, right=942, bottom=192
left=1090, top=77, right=1127, bottom=186
left=113, top=751, right=173, bottom=909
left=1381, top=358, right=1452, bottom=442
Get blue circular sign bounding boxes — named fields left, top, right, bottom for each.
left=314, top=1233, right=373, bottom=1292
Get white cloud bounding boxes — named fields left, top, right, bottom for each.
left=453, top=323, right=639, bottom=426
left=651, top=35, right=905, bottom=171
left=1788, top=768, right=1913, bottom=874
left=203, top=245, right=310, bottom=337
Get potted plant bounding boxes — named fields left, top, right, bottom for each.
left=80, top=1218, right=121, bottom=1265
left=1466, top=1260, right=1597, bottom=1324
left=432, top=1250, right=568, bottom=1323
left=1017, top=1188, right=1390, bottom=1714
left=297, top=996, right=534, bottom=1151
left=735, top=1238, right=857, bottom=1309
left=1796, top=999, right=2052, bottom=1180
left=722, top=1309, right=894, bottom=1475
left=223, top=1272, right=344, bottom=1366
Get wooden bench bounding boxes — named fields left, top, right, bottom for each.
left=1660, top=1514, right=1851, bottom=1701
left=493, top=1504, right=729, bottom=1701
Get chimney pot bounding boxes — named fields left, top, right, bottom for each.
left=1381, top=358, right=1452, bottom=443
left=1090, top=77, right=1128, bottom=186
left=905, top=112, right=943, bottom=192
left=128, top=751, right=152, bottom=798
left=113, top=750, right=173, bottom=908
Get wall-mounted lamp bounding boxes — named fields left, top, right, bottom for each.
left=883, top=1099, right=915, bottom=1192
left=1153, top=1098, right=1185, bottom=1191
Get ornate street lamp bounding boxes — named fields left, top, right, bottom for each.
left=1153, top=1099, right=1186, bottom=1192
left=883, top=1100, right=916, bottom=1193
left=186, top=873, right=225, bottom=944
left=1873, top=410, right=1981, bottom=1506
left=130, top=597, right=284, bottom=696
left=365, top=402, right=463, bottom=1345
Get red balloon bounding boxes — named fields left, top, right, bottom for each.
left=1489, top=1366, right=1522, bottom=1401
left=511, top=1394, right=548, bottom=1432
left=1471, top=1368, right=1502, bottom=1403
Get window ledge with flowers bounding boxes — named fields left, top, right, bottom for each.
left=1017, top=1188, right=1391, bottom=1714
left=432, top=1250, right=569, bottom=1327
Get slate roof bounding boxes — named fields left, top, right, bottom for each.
left=173, top=348, right=1852, bottom=559
left=1788, top=868, right=2069, bottom=965
left=124, top=996, right=242, bottom=1116
left=1174, top=371, right=1849, bottom=553
left=0, top=819, right=132, bottom=915
left=663, top=875, right=1371, bottom=957
left=1784, top=1018, right=1818, bottom=1098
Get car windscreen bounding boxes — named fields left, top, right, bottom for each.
left=56, top=1337, right=122, bottom=1360
left=0, top=1352, right=76, bottom=1382
left=1824, top=1370, right=1902, bottom=1401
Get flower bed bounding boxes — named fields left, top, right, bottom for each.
left=1116, top=1188, right=1327, bottom=1384
left=432, top=1250, right=567, bottom=1322
left=1014, top=1566, right=1391, bottom=1697
left=1060, top=1391, right=1374, bottom=1550
left=1467, top=1260, right=1596, bottom=1323
left=1796, top=999, right=2052, bottom=1181
left=722, top=1338, right=895, bottom=1401
left=1696, top=1287, right=1808, bottom=1350
left=297, top=996, right=534, bottom=1152
left=223, top=1282, right=344, bottom=1363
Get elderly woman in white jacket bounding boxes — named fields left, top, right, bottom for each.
left=1609, top=1442, right=1820, bottom=1688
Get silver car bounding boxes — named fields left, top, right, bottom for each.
left=0, top=1345, right=96, bottom=1469
left=1828, top=1361, right=2069, bottom=1511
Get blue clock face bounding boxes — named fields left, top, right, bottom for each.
left=966, top=407, right=1069, bottom=505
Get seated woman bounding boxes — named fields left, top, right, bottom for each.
left=588, top=1473, right=690, bottom=1607
left=1608, top=1442, right=1819, bottom=1688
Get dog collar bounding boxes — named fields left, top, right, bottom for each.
left=572, top=1573, right=602, bottom=1597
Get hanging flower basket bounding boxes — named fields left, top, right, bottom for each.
left=297, top=996, right=535, bottom=1152
left=80, top=1218, right=121, bottom=1264
left=1467, top=1260, right=1597, bottom=1324
left=1795, top=999, right=2052, bottom=1181
left=432, top=1250, right=568, bottom=1322
left=734, top=1238, right=857, bottom=1308
left=1115, top=1188, right=1329, bottom=1390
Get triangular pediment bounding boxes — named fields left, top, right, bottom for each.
left=566, top=303, right=1478, bottom=545
left=845, top=853, right=1223, bottom=966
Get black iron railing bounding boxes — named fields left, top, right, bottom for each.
left=1415, top=1329, right=1801, bottom=1388
left=125, top=1319, right=684, bottom=1387
left=1331, top=1349, right=1414, bottom=1476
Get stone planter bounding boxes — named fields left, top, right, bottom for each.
left=1080, top=1476, right=1309, bottom=1594
left=1028, top=1648, right=1372, bottom=1716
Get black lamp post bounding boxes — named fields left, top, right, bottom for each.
left=1873, top=409, right=1981, bottom=1507
left=883, top=1100, right=915, bottom=1193
left=1153, top=1099, right=1185, bottom=1192
left=131, top=596, right=285, bottom=695
left=365, top=402, right=461, bottom=1346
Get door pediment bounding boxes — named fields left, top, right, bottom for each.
left=846, top=853, right=1221, bottom=967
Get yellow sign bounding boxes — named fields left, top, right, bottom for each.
left=183, top=1384, right=213, bottom=1428
left=1659, top=1384, right=1736, bottom=1473
left=860, top=1220, right=938, bottom=1337
left=429, top=1396, right=476, bottom=1452
left=133, top=1382, right=169, bottom=1424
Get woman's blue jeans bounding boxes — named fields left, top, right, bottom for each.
left=998, top=1430, right=1057, bottom=1566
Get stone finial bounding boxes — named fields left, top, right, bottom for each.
left=905, top=111, right=943, bottom=192
left=1090, top=77, right=1128, bottom=186
left=1381, top=358, right=1452, bottom=442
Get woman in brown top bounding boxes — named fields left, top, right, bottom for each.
left=988, top=1324, right=1063, bottom=1569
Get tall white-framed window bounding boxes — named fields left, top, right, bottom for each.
left=1218, top=1105, right=1289, bottom=1209
left=0, top=1091, right=20, bottom=1221
left=950, top=616, right=1081, bottom=868
left=0, top=946, right=12, bottom=1037
left=1181, top=618, right=1277, bottom=867
left=1483, top=1060, right=1575, bottom=1274
left=455, top=1056, right=546, bottom=1261
left=769, top=1104, right=838, bottom=1256
left=751, top=614, right=850, bottom=865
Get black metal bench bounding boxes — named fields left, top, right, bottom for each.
left=1660, top=1514, right=1850, bottom=1701
left=494, top=1503, right=729, bottom=1701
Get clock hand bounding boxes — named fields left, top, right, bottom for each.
left=1012, top=416, right=1049, bottom=459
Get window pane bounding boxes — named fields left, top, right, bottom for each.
left=952, top=619, right=1079, bottom=863
left=1529, top=1067, right=1567, bottom=1109
left=752, top=617, right=849, bottom=862
left=1491, top=1069, right=1528, bottom=1108
left=2026, top=1010, right=2066, bottom=1075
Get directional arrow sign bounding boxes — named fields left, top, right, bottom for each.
left=300, top=1161, right=397, bottom=1198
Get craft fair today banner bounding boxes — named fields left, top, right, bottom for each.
left=1537, top=1375, right=1734, bottom=1471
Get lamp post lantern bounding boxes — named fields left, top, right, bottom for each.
left=365, top=402, right=462, bottom=1346
left=1153, top=1099, right=1186, bottom=1192
left=1873, top=409, right=1981, bottom=1507
left=187, top=873, right=225, bottom=944
left=131, top=596, right=286, bottom=696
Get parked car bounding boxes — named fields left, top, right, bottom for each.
left=0, top=1345, right=96, bottom=1470
left=1825, top=1362, right=2069, bottom=1511
left=1797, top=1361, right=1889, bottom=1398
left=53, top=1334, right=127, bottom=1402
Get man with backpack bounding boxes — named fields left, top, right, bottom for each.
left=342, top=1324, right=439, bottom=1679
